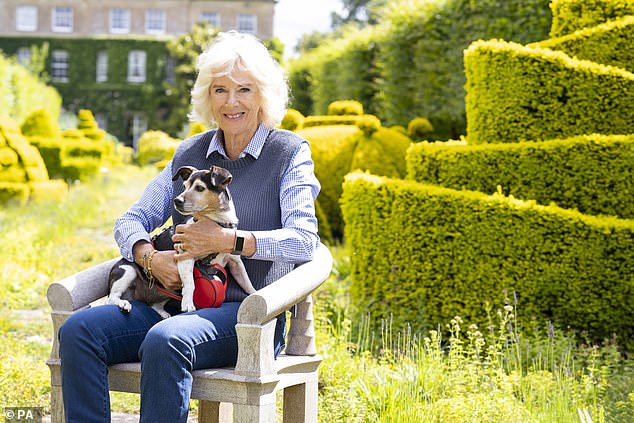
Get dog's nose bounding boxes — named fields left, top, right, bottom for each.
left=174, top=197, right=184, bottom=208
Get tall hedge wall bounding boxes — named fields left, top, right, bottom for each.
left=341, top=172, right=634, bottom=351
left=0, top=53, right=61, bottom=126
left=532, top=15, right=634, bottom=72
left=0, top=36, right=170, bottom=142
left=407, top=134, right=634, bottom=219
left=464, top=40, right=634, bottom=144
left=287, top=0, right=551, bottom=141
left=550, top=0, right=634, bottom=37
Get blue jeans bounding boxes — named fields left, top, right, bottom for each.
left=58, top=301, right=286, bottom=423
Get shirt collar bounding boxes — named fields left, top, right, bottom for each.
left=206, top=123, right=271, bottom=159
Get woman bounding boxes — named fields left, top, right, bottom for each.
left=58, top=31, right=320, bottom=422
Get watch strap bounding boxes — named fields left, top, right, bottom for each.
left=232, top=230, right=245, bottom=255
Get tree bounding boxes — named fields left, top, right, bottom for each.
left=331, top=0, right=388, bottom=28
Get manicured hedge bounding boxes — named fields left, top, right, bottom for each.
left=464, top=40, right=634, bottom=144
left=532, top=15, right=634, bottom=72
left=407, top=134, right=634, bottom=219
left=298, top=124, right=411, bottom=240
left=549, top=0, right=634, bottom=37
left=341, top=172, right=634, bottom=351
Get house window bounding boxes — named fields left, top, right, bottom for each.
left=16, top=6, right=37, bottom=31
left=131, top=113, right=148, bottom=150
left=52, top=7, right=73, bottom=32
left=109, top=8, right=130, bottom=33
left=96, top=51, right=108, bottom=82
left=95, top=112, right=107, bottom=131
left=200, top=12, right=220, bottom=27
left=127, top=50, right=146, bottom=83
left=164, top=56, right=176, bottom=84
left=146, top=9, right=166, bottom=34
left=51, top=50, right=69, bottom=82
left=237, top=14, right=256, bottom=34
left=17, top=47, right=32, bottom=66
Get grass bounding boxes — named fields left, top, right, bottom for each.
left=1, top=165, right=632, bottom=422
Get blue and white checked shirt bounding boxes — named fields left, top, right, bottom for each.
left=114, top=124, right=321, bottom=263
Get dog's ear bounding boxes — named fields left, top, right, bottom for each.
left=172, top=166, right=196, bottom=182
left=209, top=165, right=233, bottom=189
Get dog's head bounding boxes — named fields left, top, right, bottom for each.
left=172, top=165, right=233, bottom=217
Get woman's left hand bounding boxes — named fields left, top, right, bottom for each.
left=172, top=218, right=231, bottom=260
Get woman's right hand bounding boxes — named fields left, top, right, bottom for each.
left=150, top=250, right=182, bottom=290
left=133, top=241, right=182, bottom=290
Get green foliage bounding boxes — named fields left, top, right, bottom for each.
left=302, top=115, right=364, bottom=128
left=186, top=122, right=207, bottom=138
left=280, top=108, right=304, bottom=131
left=533, top=15, right=634, bottom=72
left=327, top=100, right=364, bottom=116
left=0, top=53, right=61, bottom=125
left=341, top=172, right=634, bottom=352
left=407, top=134, right=634, bottom=219
left=20, top=109, right=61, bottom=139
left=464, top=39, right=634, bottom=144
left=289, top=26, right=384, bottom=116
left=135, top=130, right=180, bottom=166
left=299, top=124, right=411, bottom=240
left=76, top=109, right=107, bottom=142
left=550, top=0, right=634, bottom=37
left=355, top=114, right=381, bottom=136
left=0, top=36, right=170, bottom=142
left=407, top=117, right=434, bottom=141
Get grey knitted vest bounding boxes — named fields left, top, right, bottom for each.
left=170, top=128, right=302, bottom=302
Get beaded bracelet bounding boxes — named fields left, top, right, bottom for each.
left=142, top=249, right=158, bottom=286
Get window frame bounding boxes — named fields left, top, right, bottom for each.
left=145, top=9, right=166, bottom=34
left=109, top=8, right=130, bottom=34
left=127, top=50, right=147, bottom=83
left=96, top=50, right=108, bottom=83
left=51, top=49, right=69, bottom=83
left=200, top=12, right=220, bottom=28
left=16, top=6, right=38, bottom=32
left=51, top=6, right=73, bottom=33
left=237, top=14, right=257, bottom=34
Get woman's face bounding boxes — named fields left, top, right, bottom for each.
left=209, top=70, right=262, bottom=141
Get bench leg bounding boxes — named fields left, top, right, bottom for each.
left=199, top=400, right=232, bottom=423
left=233, top=392, right=276, bottom=423
left=50, top=384, right=65, bottom=423
left=283, top=375, right=318, bottom=423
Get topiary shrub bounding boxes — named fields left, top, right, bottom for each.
left=136, top=130, right=181, bottom=166
left=280, top=108, right=305, bottom=131
left=77, top=109, right=107, bottom=142
left=356, top=114, right=381, bottom=137
left=407, top=117, right=434, bottom=141
left=0, top=113, right=67, bottom=204
left=298, top=122, right=412, bottom=240
left=327, top=100, right=364, bottom=116
left=186, top=122, right=207, bottom=138
left=20, top=109, right=61, bottom=139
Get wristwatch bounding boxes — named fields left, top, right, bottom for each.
left=232, top=230, right=245, bottom=255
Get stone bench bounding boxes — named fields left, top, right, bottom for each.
left=46, top=243, right=333, bottom=422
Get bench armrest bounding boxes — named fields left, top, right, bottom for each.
left=237, top=242, right=333, bottom=325
left=47, top=258, right=119, bottom=312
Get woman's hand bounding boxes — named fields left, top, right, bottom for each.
left=171, top=218, right=233, bottom=260
left=150, top=250, right=182, bottom=290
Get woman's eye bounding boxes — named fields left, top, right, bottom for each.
left=214, top=87, right=226, bottom=93
left=239, top=87, right=250, bottom=93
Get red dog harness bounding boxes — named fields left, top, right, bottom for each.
left=155, top=263, right=228, bottom=309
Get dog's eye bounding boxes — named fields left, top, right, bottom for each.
left=195, top=185, right=205, bottom=192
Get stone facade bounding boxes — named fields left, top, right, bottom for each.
left=0, top=0, right=275, bottom=39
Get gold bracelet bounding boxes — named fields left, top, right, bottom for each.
left=143, top=249, right=158, bottom=284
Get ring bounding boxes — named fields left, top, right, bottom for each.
left=175, top=243, right=185, bottom=253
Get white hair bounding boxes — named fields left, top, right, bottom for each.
left=189, top=31, right=288, bottom=129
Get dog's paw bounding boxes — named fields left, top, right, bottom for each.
left=117, top=300, right=132, bottom=313
left=181, top=300, right=196, bottom=313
